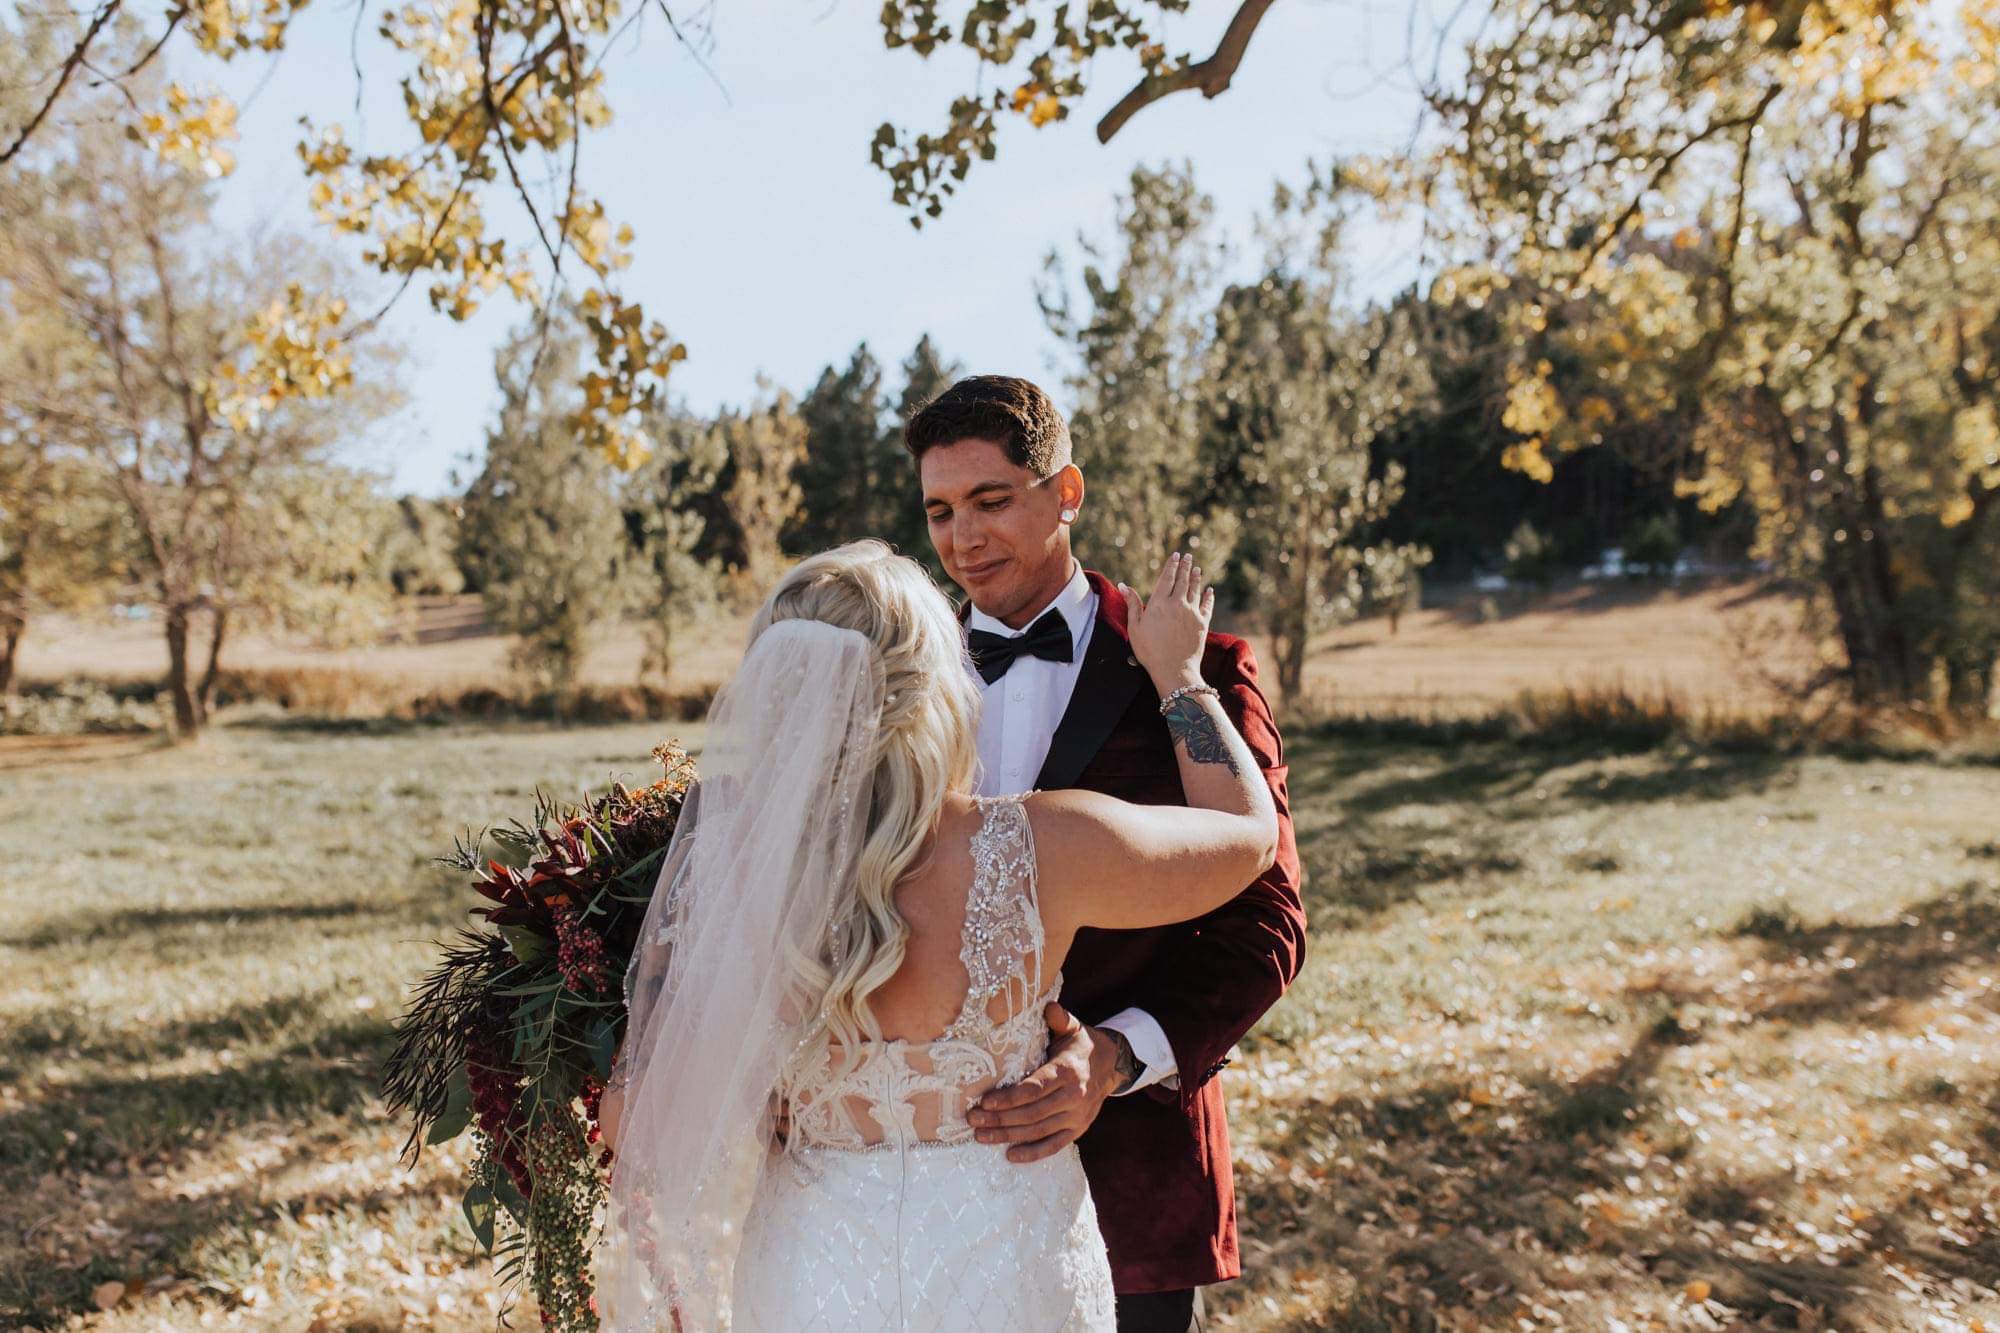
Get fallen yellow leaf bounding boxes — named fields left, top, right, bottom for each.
left=1685, top=1279, right=1713, bottom=1302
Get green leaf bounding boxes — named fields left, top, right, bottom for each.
left=427, top=1064, right=474, bottom=1145
left=493, top=1163, right=530, bottom=1224
left=588, top=1015, right=619, bottom=1079
left=463, top=1180, right=496, bottom=1253
left=489, top=828, right=536, bottom=869
left=499, top=925, right=546, bottom=962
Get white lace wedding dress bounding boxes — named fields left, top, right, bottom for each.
left=728, top=795, right=1116, bottom=1330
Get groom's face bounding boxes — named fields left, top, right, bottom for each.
left=918, top=438, right=1080, bottom=627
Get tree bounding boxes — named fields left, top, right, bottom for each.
left=887, top=334, right=961, bottom=578
left=872, top=0, right=1282, bottom=222
left=190, top=459, right=402, bottom=711
left=788, top=337, right=964, bottom=573
left=459, top=310, right=633, bottom=694
left=1502, top=520, right=1558, bottom=590
left=2, top=4, right=680, bottom=466
left=1202, top=183, right=1433, bottom=700
left=789, top=344, right=891, bottom=552
left=1426, top=0, right=2000, bottom=710
left=708, top=387, right=807, bottom=601
left=0, top=65, right=404, bottom=732
left=381, top=495, right=468, bottom=597
left=0, top=436, right=125, bottom=695
left=624, top=405, right=722, bottom=684
left=0, top=301, right=130, bottom=693
left=4, top=0, right=1297, bottom=463
left=1043, top=163, right=1228, bottom=584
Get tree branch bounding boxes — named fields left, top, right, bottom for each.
left=0, top=0, right=125, bottom=165
left=1580, top=83, right=1781, bottom=277
left=1095, top=0, right=1277, bottom=144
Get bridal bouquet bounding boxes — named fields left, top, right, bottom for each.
left=383, top=741, right=696, bottom=1332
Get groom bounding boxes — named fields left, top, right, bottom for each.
left=905, top=376, right=1305, bottom=1333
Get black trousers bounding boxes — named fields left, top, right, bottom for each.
left=1115, top=1286, right=1204, bottom=1333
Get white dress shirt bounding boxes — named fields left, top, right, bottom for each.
left=968, top=562, right=1179, bottom=1093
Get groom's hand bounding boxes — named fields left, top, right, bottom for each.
left=968, top=1004, right=1124, bottom=1164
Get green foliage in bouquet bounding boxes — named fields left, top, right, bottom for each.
left=383, top=741, right=696, bottom=1331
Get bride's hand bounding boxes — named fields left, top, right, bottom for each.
left=1122, top=552, right=1214, bottom=691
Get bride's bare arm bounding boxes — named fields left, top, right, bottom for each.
left=1030, top=552, right=1278, bottom=936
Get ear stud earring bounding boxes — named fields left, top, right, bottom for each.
left=1060, top=508, right=1077, bottom=522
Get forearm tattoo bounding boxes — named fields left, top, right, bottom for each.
left=1162, top=697, right=1239, bottom=775
left=1106, top=1027, right=1142, bottom=1094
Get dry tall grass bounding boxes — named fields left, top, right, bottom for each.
left=21, top=579, right=1813, bottom=724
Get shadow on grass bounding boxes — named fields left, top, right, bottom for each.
left=223, top=713, right=449, bottom=736
left=0, top=1018, right=393, bottom=1170
left=0, top=990, right=372, bottom=1080
left=1731, top=879, right=2000, bottom=1030
left=2, top=899, right=379, bottom=951
left=1282, top=734, right=1799, bottom=934
left=0, top=1166, right=274, bottom=1329
left=1427, top=577, right=1729, bottom=629
left=0, top=731, right=176, bottom=773
left=1305, top=738, right=1789, bottom=821
left=0, top=1077, right=447, bottom=1330
left=1559, top=750, right=1792, bottom=805
left=0, top=996, right=415, bottom=1329
left=1229, top=882, right=2000, bottom=1329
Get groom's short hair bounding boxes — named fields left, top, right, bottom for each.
left=904, top=376, right=1072, bottom=478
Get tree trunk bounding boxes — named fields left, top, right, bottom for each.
left=1815, top=493, right=1924, bottom=706
left=164, top=604, right=204, bottom=735
left=1273, top=595, right=1308, bottom=703
left=1770, top=404, right=1928, bottom=706
left=0, top=610, right=22, bottom=696
left=197, top=607, right=228, bottom=717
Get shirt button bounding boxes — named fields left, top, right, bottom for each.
left=1010, top=689, right=1024, bottom=702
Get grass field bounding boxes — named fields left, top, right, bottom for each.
left=8, top=717, right=1997, bottom=1329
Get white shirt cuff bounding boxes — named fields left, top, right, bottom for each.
left=1098, top=1008, right=1180, bottom=1094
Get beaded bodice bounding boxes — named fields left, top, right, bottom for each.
left=784, top=796, right=1059, bottom=1150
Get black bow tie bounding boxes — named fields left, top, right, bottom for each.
left=967, top=609, right=1073, bottom=685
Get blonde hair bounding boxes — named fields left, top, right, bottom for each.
left=748, top=540, right=981, bottom=1074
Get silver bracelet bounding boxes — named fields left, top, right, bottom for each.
left=1158, top=683, right=1219, bottom=713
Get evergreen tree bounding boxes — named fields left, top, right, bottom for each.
left=626, top=405, right=723, bottom=683
left=459, top=312, right=632, bottom=695
left=1042, top=163, right=1224, bottom=584
left=789, top=343, right=892, bottom=553
left=886, top=334, right=962, bottom=577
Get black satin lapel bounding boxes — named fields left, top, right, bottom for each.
left=1034, top=612, right=1147, bottom=791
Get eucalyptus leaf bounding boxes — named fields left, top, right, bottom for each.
left=494, top=1163, right=530, bottom=1225
left=488, top=830, right=536, bottom=870
left=499, top=925, right=546, bottom=962
left=463, top=1180, right=496, bottom=1253
left=427, top=1064, right=474, bottom=1145
left=588, top=1015, right=619, bottom=1079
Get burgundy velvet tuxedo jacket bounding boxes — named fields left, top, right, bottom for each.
left=1032, top=571, right=1306, bottom=1295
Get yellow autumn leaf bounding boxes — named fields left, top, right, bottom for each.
left=1029, top=94, right=1062, bottom=128
left=1502, top=439, right=1556, bottom=484
left=1685, top=1279, right=1712, bottom=1302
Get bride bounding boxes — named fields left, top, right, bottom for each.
left=596, top=540, right=1278, bottom=1331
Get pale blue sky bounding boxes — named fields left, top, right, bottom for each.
left=190, top=0, right=1447, bottom=494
